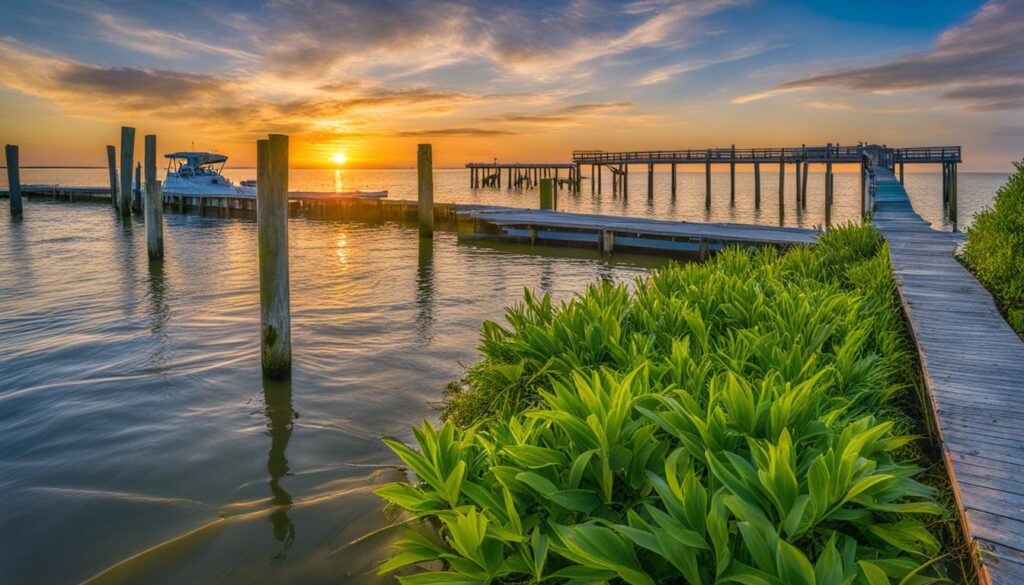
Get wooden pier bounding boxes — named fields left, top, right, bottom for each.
left=870, top=162, right=1024, bottom=584
left=460, top=207, right=818, bottom=258
left=466, top=162, right=577, bottom=190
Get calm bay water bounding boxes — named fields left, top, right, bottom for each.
left=0, top=168, right=1008, bottom=583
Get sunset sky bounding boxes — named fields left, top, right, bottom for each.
left=1, top=0, right=1021, bottom=170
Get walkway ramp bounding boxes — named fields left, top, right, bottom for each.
left=872, top=168, right=1024, bottom=584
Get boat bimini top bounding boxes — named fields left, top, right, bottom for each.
left=165, top=152, right=229, bottom=177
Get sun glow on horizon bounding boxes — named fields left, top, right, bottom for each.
left=331, top=152, right=347, bottom=165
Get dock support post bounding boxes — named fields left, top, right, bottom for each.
left=647, top=162, right=654, bottom=201
left=600, top=229, right=613, bottom=255
left=540, top=178, right=554, bottom=210
left=801, top=160, right=809, bottom=209
left=794, top=161, right=801, bottom=208
left=623, top=164, right=628, bottom=198
left=698, top=238, right=708, bottom=262
left=754, top=162, right=761, bottom=208
left=591, top=165, right=595, bottom=193
left=119, top=126, right=135, bottom=216
left=144, top=135, right=164, bottom=259
left=134, top=162, right=142, bottom=212
left=778, top=160, right=785, bottom=218
left=106, top=145, right=118, bottom=208
left=597, top=165, right=602, bottom=194
left=257, top=135, right=291, bottom=378
left=950, top=163, right=958, bottom=232
left=899, top=161, right=905, bottom=184
left=5, top=145, right=22, bottom=218
left=860, top=160, right=866, bottom=219
left=670, top=163, right=676, bottom=199
left=418, top=144, right=434, bottom=237
left=730, top=145, right=736, bottom=204
left=705, top=151, right=712, bottom=210
left=825, top=162, right=833, bottom=229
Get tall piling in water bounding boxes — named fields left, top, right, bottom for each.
left=5, top=145, right=22, bottom=217
left=119, top=127, right=135, bottom=216
left=106, top=146, right=118, bottom=208
left=754, top=162, right=761, bottom=208
left=257, top=135, right=292, bottom=378
left=144, top=135, right=164, bottom=259
left=417, top=144, right=434, bottom=237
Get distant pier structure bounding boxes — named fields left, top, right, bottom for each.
left=466, top=161, right=578, bottom=190
left=568, top=144, right=961, bottom=225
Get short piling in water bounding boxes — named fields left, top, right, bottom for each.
left=144, top=135, right=163, bottom=259
left=106, top=145, right=118, bottom=208
left=670, top=163, right=676, bottom=199
left=134, top=162, right=142, bottom=212
left=730, top=145, right=736, bottom=204
left=417, top=144, right=434, bottom=237
left=778, top=160, right=785, bottom=218
left=257, top=135, right=292, bottom=378
left=5, top=145, right=22, bottom=217
left=950, top=163, right=958, bottom=232
left=704, top=152, right=711, bottom=209
left=801, top=160, right=809, bottom=209
left=540, top=178, right=554, bottom=210
left=119, top=127, right=135, bottom=216
left=825, top=162, right=833, bottom=228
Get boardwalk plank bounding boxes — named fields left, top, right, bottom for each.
left=873, top=167, right=1024, bottom=585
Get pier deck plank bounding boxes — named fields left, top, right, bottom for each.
left=871, top=167, right=1024, bottom=585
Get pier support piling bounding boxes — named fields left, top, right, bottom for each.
left=106, top=145, right=118, bottom=209
left=144, top=135, right=163, bottom=259
left=950, top=163, right=958, bottom=231
left=417, top=144, right=434, bottom=237
left=801, top=160, right=809, bottom=209
left=647, top=162, right=653, bottom=201
left=730, top=145, right=736, bottom=204
left=119, top=127, right=135, bottom=216
left=257, top=135, right=292, bottom=378
left=540, top=178, right=554, bottom=210
left=5, top=145, right=22, bottom=217
left=825, top=162, right=833, bottom=229
left=670, top=163, right=676, bottom=199
left=778, top=161, right=785, bottom=218
left=754, top=162, right=761, bottom=208
left=705, top=153, right=711, bottom=210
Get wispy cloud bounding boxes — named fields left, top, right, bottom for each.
left=635, top=40, right=779, bottom=86
left=734, top=0, right=1024, bottom=110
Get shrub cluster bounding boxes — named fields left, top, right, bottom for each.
left=962, top=160, right=1024, bottom=335
left=378, top=225, right=948, bottom=585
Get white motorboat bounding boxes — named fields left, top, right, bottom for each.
left=162, top=152, right=255, bottom=198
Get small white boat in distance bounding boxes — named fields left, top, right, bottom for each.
left=163, top=152, right=255, bottom=198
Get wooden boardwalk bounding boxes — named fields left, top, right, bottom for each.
left=461, top=207, right=818, bottom=255
left=872, top=167, right=1024, bottom=584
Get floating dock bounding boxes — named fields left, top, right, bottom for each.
left=871, top=161, right=1024, bottom=584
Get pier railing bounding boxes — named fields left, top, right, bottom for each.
left=572, top=145, right=865, bottom=164
left=893, top=146, right=961, bottom=163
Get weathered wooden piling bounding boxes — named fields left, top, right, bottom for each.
left=670, top=163, right=676, bottom=199
left=801, top=160, right=809, bottom=209
left=730, top=145, right=736, bottom=204
left=119, top=127, right=135, bottom=216
left=794, top=161, right=801, bottom=207
left=754, top=162, right=761, bottom=208
left=106, top=145, right=118, bottom=208
left=647, top=162, right=654, bottom=201
left=257, top=135, right=292, bottom=378
left=5, top=145, right=22, bottom=217
left=950, top=163, right=958, bottom=231
left=704, top=152, right=711, bottom=209
left=144, top=135, right=163, bottom=259
left=417, top=144, right=434, bottom=237
left=825, top=162, right=833, bottom=228
left=134, top=161, right=142, bottom=212
left=540, top=178, right=554, bottom=210
left=899, top=161, right=905, bottom=184
left=778, top=160, right=785, bottom=217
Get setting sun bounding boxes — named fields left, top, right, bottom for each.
left=331, top=152, right=347, bottom=165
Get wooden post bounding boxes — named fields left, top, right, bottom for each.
left=5, top=145, right=22, bottom=217
left=778, top=160, right=785, bottom=218
left=134, top=161, right=142, bottom=212
left=899, top=161, right=905, bottom=184
left=705, top=151, right=712, bottom=209
left=144, top=135, right=164, bottom=259
left=418, top=144, right=434, bottom=237
left=801, top=160, right=809, bottom=209
left=860, top=160, right=866, bottom=219
left=258, top=135, right=291, bottom=378
left=623, top=164, right=628, bottom=198
left=119, top=126, right=135, bottom=216
left=600, top=229, right=614, bottom=255
left=825, top=162, right=833, bottom=229
left=794, top=161, right=801, bottom=207
left=597, top=165, right=602, bottom=194
left=647, top=162, right=653, bottom=201
left=754, top=162, right=761, bottom=208
left=730, top=145, right=736, bottom=204
left=540, top=178, right=554, bottom=210
left=950, top=163, right=958, bottom=231
left=670, top=163, right=677, bottom=199
left=106, top=145, right=118, bottom=208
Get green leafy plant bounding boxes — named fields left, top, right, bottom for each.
left=962, top=160, right=1024, bottom=335
left=378, top=225, right=954, bottom=584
